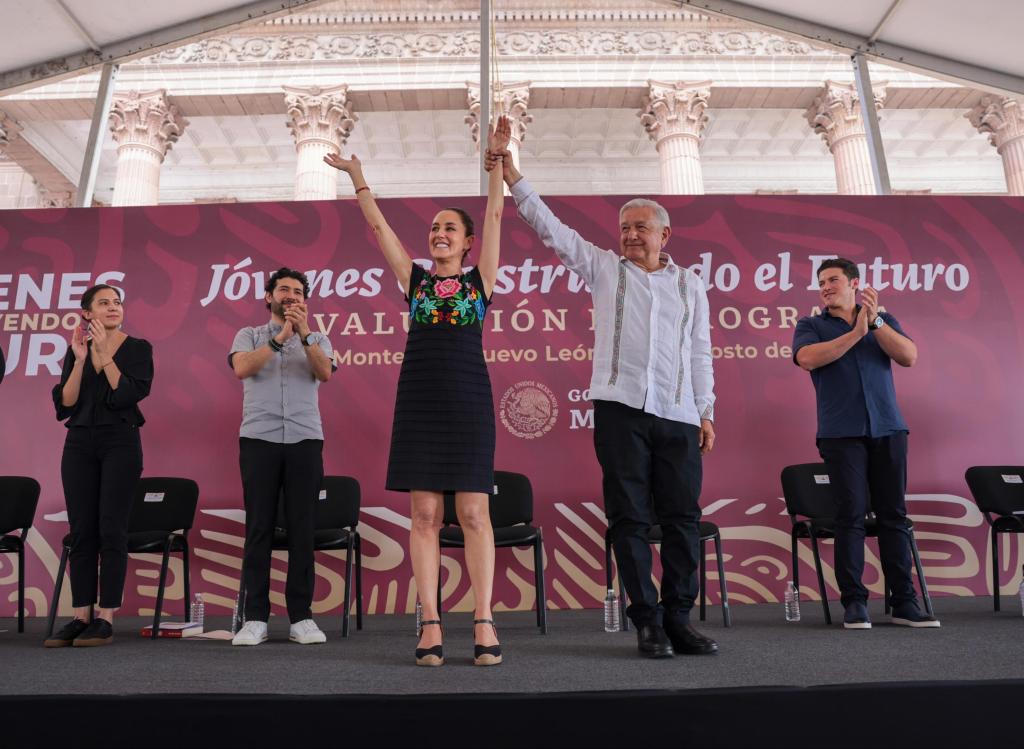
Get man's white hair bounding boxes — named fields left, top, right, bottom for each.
left=619, top=198, right=670, bottom=229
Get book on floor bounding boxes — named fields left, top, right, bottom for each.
left=139, top=621, right=203, bottom=638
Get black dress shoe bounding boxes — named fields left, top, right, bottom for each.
left=636, top=623, right=674, bottom=659
left=664, top=620, right=718, bottom=655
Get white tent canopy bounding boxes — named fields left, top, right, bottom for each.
left=0, top=0, right=320, bottom=95
left=670, top=0, right=1024, bottom=95
left=1, top=0, right=1022, bottom=96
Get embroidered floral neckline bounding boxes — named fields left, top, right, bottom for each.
left=410, top=269, right=486, bottom=327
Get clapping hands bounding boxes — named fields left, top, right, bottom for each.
left=283, top=302, right=310, bottom=339
left=857, top=286, right=879, bottom=336
left=70, top=323, right=88, bottom=362
left=88, top=319, right=109, bottom=355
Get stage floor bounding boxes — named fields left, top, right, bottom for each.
left=1, top=595, right=1022, bottom=695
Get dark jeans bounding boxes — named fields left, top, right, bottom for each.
left=61, top=425, right=144, bottom=609
left=817, top=432, right=916, bottom=608
left=239, top=437, right=323, bottom=623
left=594, top=400, right=703, bottom=627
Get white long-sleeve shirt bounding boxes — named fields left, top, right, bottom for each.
left=511, top=179, right=715, bottom=426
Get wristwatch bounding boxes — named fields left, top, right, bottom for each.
left=301, top=332, right=316, bottom=347
left=870, top=316, right=886, bottom=330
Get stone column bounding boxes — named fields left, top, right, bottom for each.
left=638, top=81, right=711, bottom=195
left=966, top=96, right=1024, bottom=196
left=284, top=84, right=357, bottom=201
left=805, top=81, right=887, bottom=195
left=466, top=82, right=533, bottom=169
left=108, top=90, right=187, bottom=206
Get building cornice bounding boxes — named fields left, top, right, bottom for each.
left=143, top=27, right=832, bottom=65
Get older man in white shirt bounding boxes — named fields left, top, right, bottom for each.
left=486, top=150, right=718, bottom=659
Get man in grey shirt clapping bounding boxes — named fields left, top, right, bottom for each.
left=228, top=267, right=334, bottom=646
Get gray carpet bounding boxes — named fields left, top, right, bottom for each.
left=1, top=596, right=1021, bottom=695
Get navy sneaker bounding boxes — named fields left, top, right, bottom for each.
left=843, top=601, right=871, bottom=629
left=891, top=600, right=940, bottom=628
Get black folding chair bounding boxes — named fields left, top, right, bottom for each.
left=0, top=477, right=41, bottom=632
left=438, top=471, right=547, bottom=633
left=46, top=477, right=199, bottom=639
left=965, top=466, right=1024, bottom=611
left=781, top=463, right=933, bottom=625
left=235, top=475, right=363, bottom=636
left=604, top=521, right=732, bottom=631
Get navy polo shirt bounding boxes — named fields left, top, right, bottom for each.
left=792, top=307, right=910, bottom=439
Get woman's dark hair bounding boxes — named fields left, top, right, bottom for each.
left=442, top=207, right=475, bottom=238
left=816, top=257, right=860, bottom=282
left=81, top=284, right=122, bottom=310
left=441, top=207, right=475, bottom=259
left=265, top=267, right=311, bottom=310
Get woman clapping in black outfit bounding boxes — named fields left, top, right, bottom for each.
left=44, top=284, right=153, bottom=647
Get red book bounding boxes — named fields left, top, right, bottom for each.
left=139, top=622, right=202, bottom=638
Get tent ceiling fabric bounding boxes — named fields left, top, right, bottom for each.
left=672, top=0, right=1024, bottom=95
left=0, top=0, right=322, bottom=94
left=1, top=0, right=1020, bottom=96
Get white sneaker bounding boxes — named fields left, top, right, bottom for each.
left=232, top=620, right=268, bottom=646
left=289, top=618, right=326, bottom=644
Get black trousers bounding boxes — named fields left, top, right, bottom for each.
left=239, top=437, right=323, bottom=623
left=817, top=432, right=916, bottom=608
left=60, top=425, right=144, bottom=609
left=594, top=400, right=703, bottom=627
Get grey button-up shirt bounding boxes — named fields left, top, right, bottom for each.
left=230, top=322, right=333, bottom=443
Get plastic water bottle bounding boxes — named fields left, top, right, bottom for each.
left=1018, top=565, right=1024, bottom=617
left=190, top=593, right=205, bottom=630
left=784, top=581, right=801, bottom=622
left=415, top=599, right=423, bottom=635
left=603, top=589, right=621, bottom=632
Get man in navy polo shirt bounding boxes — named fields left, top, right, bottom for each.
left=792, top=257, right=938, bottom=630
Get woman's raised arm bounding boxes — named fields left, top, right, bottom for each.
left=324, top=153, right=414, bottom=293
left=476, top=116, right=511, bottom=297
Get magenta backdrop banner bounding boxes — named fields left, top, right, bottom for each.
left=2, top=194, right=1023, bottom=620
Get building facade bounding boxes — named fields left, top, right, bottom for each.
left=1, top=0, right=1020, bottom=208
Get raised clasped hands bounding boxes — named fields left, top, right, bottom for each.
left=483, top=114, right=512, bottom=174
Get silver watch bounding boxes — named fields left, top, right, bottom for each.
left=870, top=316, right=886, bottom=330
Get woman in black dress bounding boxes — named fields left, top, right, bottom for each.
left=326, top=117, right=510, bottom=666
left=44, top=284, right=153, bottom=647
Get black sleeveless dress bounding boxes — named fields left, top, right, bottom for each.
left=385, top=263, right=495, bottom=493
